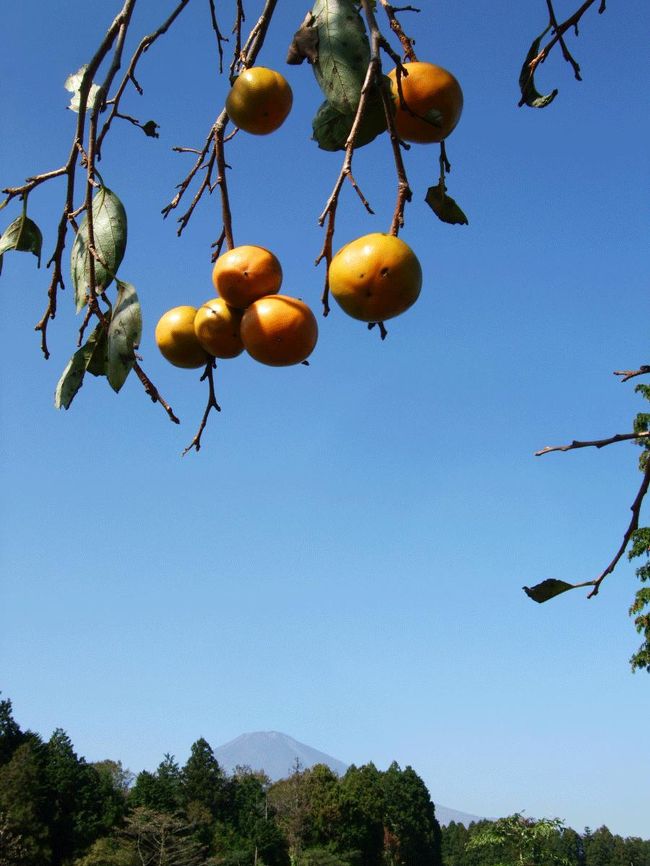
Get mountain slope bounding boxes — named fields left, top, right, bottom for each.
left=214, top=731, right=348, bottom=781
left=213, top=731, right=483, bottom=827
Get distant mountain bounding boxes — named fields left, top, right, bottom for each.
left=214, top=731, right=348, bottom=781
left=213, top=731, right=483, bottom=827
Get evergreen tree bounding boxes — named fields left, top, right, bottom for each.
left=440, top=821, right=470, bottom=866
left=0, top=739, right=51, bottom=866
left=181, top=738, right=227, bottom=817
left=129, top=754, right=183, bottom=813
left=380, top=763, right=441, bottom=866
left=336, top=764, right=385, bottom=866
left=0, top=695, right=27, bottom=766
left=44, top=728, right=107, bottom=866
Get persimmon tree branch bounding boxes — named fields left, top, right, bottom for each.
left=316, top=0, right=413, bottom=319
left=163, top=0, right=278, bottom=245
left=182, top=360, right=221, bottom=455
left=527, top=0, right=606, bottom=79
left=379, top=0, right=419, bottom=62
left=2, top=0, right=180, bottom=423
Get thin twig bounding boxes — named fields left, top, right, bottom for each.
left=96, top=0, right=192, bottom=158
left=183, top=360, right=221, bottom=455
left=528, top=0, right=604, bottom=77
left=586, top=459, right=650, bottom=597
left=379, top=0, right=419, bottom=62
left=614, top=365, right=650, bottom=383
left=133, top=361, right=180, bottom=424
left=545, top=0, right=582, bottom=79
left=207, top=0, right=228, bottom=74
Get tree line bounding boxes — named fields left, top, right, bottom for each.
left=1, top=697, right=648, bottom=865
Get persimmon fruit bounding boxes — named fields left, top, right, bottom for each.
left=328, top=233, right=422, bottom=323
left=212, top=245, right=283, bottom=310
left=226, top=67, right=293, bottom=135
left=155, top=306, right=209, bottom=368
left=387, top=61, right=463, bottom=143
left=194, top=298, right=244, bottom=359
left=240, top=295, right=318, bottom=367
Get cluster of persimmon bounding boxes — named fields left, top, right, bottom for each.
left=155, top=59, right=463, bottom=371
left=155, top=245, right=319, bottom=368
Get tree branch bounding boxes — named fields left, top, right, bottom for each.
left=535, top=431, right=650, bottom=456
left=183, top=360, right=221, bottom=455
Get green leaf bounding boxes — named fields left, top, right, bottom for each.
left=518, top=27, right=559, bottom=108
left=312, top=89, right=387, bottom=151
left=54, top=323, right=106, bottom=410
left=425, top=181, right=469, bottom=225
left=523, top=578, right=576, bottom=603
left=311, top=0, right=370, bottom=115
left=0, top=214, right=43, bottom=275
left=71, top=186, right=127, bottom=312
left=64, top=65, right=102, bottom=113
left=106, top=280, right=142, bottom=393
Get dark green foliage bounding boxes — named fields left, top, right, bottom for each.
left=381, top=762, right=441, bottom=865
left=0, top=739, right=51, bottom=866
left=44, top=728, right=108, bottom=866
left=336, top=763, right=386, bottom=865
left=181, top=738, right=227, bottom=817
left=0, top=695, right=28, bottom=766
left=130, top=754, right=183, bottom=813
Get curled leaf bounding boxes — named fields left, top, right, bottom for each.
left=71, top=186, right=127, bottom=312
left=54, top=323, right=106, bottom=410
left=310, top=0, right=370, bottom=115
left=106, top=280, right=142, bottom=393
left=523, top=579, right=576, bottom=603
left=286, top=12, right=319, bottom=64
left=425, top=181, right=469, bottom=226
left=518, top=27, right=559, bottom=108
left=65, top=65, right=102, bottom=113
left=0, top=214, right=43, bottom=275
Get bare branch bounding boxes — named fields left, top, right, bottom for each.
left=183, top=360, right=221, bottom=455
left=586, top=459, right=650, bottom=597
left=208, top=0, right=228, bottom=74
left=535, top=431, right=650, bottom=456
left=528, top=0, right=604, bottom=78
left=133, top=361, right=181, bottom=424
left=614, top=365, right=650, bottom=383
left=96, top=0, right=192, bottom=158
left=379, top=0, right=419, bottom=62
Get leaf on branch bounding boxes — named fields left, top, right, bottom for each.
left=65, top=65, right=102, bottom=113
left=71, top=186, right=127, bottom=312
left=424, top=181, right=469, bottom=225
left=286, top=13, right=319, bottom=64
left=0, top=214, right=43, bottom=275
left=142, top=120, right=160, bottom=138
left=312, top=86, right=388, bottom=151
left=523, top=578, right=577, bottom=603
left=518, top=27, right=559, bottom=108
left=106, top=281, right=142, bottom=393
left=54, top=323, right=106, bottom=410
left=310, top=0, right=371, bottom=115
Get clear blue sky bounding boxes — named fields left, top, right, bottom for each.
left=1, top=0, right=648, bottom=840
